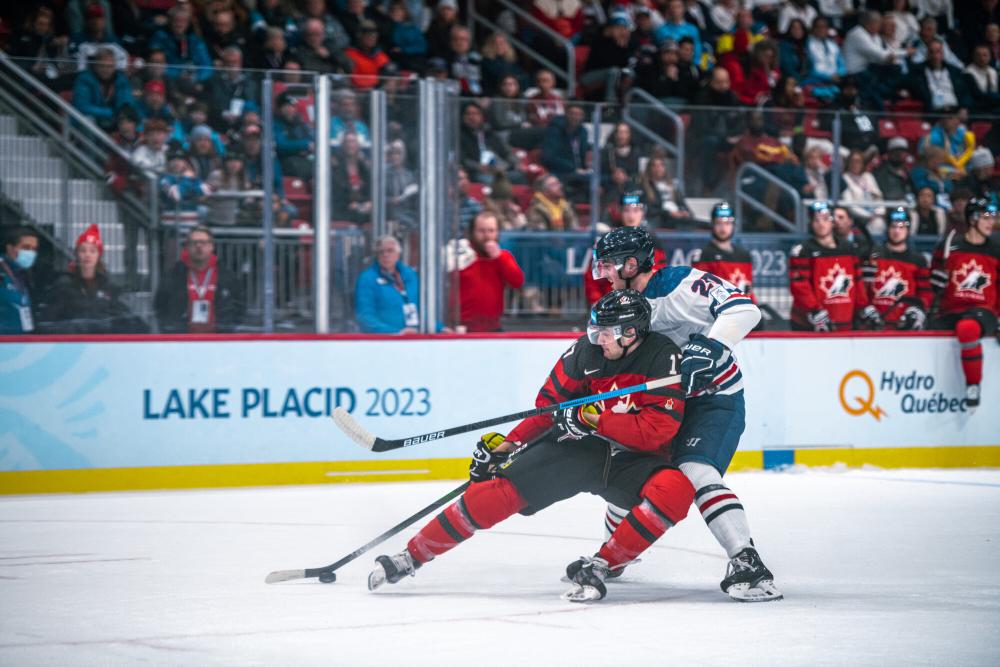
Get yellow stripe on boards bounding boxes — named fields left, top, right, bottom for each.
left=793, top=446, right=1000, bottom=469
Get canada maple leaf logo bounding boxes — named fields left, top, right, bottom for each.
left=819, top=262, right=853, bottom=302
left=597, top=382, right=639, bottom=414
left=873, top=266, right=909, bottom=303
left=728, top=268, right=751, bottom=293
left=952, top=259, right=992, bottom=298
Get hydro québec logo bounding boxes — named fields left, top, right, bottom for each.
left=839, top=369, right=968, bottom=420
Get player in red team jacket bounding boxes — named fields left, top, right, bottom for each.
left=789, top=201, right=882, bottom=331
left=367, top=290, right=695, bottom=602
left=930, top=198, right=999, bottom=408
left=694, top=201, right=756, bottom=303
left=866, top=207, right=933, bottom=329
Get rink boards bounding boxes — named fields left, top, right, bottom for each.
left=1, top=333, right=998, bottom=494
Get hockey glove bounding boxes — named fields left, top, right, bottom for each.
left=807, top=308, right=831, bottom=333
left=553, top=404, right=599, bottom=442
left=680, top=334, right=729, bottom=395
left=857, top=305, right=884, bottom=330
left=897, top=305, right=927, bottom=331
left=469, top=432, right=508, bottom=482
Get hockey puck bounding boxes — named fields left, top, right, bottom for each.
left=318, top=571, right=337, bottom=583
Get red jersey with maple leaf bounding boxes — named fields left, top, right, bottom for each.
left=866, top=245, right=932, bottom=322
left=789, top=238, right=870, bottom=329
left=694, top=241, right=756, bottom=303
left=930, top=231, right=1000, bottom=316
left=505, top=333, right=685, bottom=455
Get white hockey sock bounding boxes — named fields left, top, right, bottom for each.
left=679, top=461, right=752, bottom=559
left=603, top=503, right=629, bottom=540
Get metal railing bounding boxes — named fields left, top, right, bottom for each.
left=734, top=162, right=805, bottom=233
left=623, top=88, right=686, bottom=194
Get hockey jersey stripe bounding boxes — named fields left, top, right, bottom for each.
left=712, top=296, right=755, bottom=318
left=715, top=370, right=743, bottom=393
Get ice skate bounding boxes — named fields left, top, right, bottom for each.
left=720, top=547, right=783, bottom=602
left=562, top=556, right=611, bottom=602
left=367, top=551, right=417, bottom=591
left=563, top=556, right=635, bottom=582
left=965, top=384, right=980, bottom=410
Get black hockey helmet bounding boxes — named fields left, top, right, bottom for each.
left=966, top=197, right=998, bottom=226
left=593, top=226, right=655, bottom=279
left=588, top=288, right=652, bottom=344
left=711, top=201, right=735, bottom=222
left=620, top=189, right=646, bottom=209
left=809, top=200, right=832, bottom=220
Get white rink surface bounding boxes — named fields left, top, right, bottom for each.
left=2, top=468, right=999, bottom=666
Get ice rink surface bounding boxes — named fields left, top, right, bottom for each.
left=2, top=467, right=999, bottom=666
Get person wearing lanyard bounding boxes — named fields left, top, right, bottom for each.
left=1, top=227, right=40, bottom=334
left=355, top=235, right=422, bottom=334
left=154, top=226, right=244, bottom=333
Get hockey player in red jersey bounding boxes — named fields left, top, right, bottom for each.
left=367, top=290, right=695, bottom=602
left=789, top=201, right=883, bottom=331
left=693, top=201, right=756, bottom=302
left=930, top=198, right=999, bottom=408
left=867, top=207, right=933, bottom=329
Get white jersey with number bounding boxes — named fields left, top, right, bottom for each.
left=643, top=265, right=760, bottom=396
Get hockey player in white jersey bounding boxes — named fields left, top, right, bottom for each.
left=584, top=223, right=782, bottom=602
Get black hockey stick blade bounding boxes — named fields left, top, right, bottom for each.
left=331, top=375, right=681, bottom=453
left=264, top=481, right=470, bottom=584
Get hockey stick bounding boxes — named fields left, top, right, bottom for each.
left=332, top=374, right=681, bottom=453
left=265, top=480, right=470, bottom=584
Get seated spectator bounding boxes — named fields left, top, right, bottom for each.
left=293, top=17, right=352, bottom=75
left=331, top=132, right=372, bottom=223
left=986, top=23, right=1000, bottom=67
left=639, top=155, right=690, bottom=228
left=738, top=39, right=781, bottom=105
left=480, top=31, right=526, bottom=96
left=254, top=27, right=289, bottom=70
left=842, top=10, right=905, bottom=109
left=330, top=89, right=372, bottom=149
left=527, top=0, right=584, bottom=72
left=803, top=145, right=830, bottom=201
left=766, top=76, right=807, bottom=139
left=525, top=69, right=566, bottom=127
left=0, top=227, right=40, bottom=334
left=38, top=224, right=145, bottom=334
left=456, top=167, right=483, bottom=232
left=874, top=136, right=915, bottom=201
left=385, top=140, right=418, bottom=230
left=132, top=49, right=174, bottom=105
left=482, top=173, right=528, bottom=231
left=887, top=0, right=920, bottom=51
left=778, top=0, right=817, bottom=34
left=460, top=101, right=515, bottom=185
left=208, top=46, right=260, bottom=132
left=149, top=5, right=213, bottom=89
left=111, top=107, right=141, bottom=155
left=446, top=25, right=484, bottom=95
left=346, top=20, right=392, bottom=90
left=111, top=0, right=155, bottom=55
left=714, top=7, right=765, bottom=86
left=824, top=77, right=878, bottom=154
left=386, top=0, right=428, bottom=72
left=425, top=0, right=460, bottom=59
left=879, top=13, right=913, bottom=67
left=159, top=146, right=212, bottom=213
left=921, top=109, right=976, bottom=177
left=136, top=79, right=176, bottom=127
left=964, top=44, right=1000, bottom=113
left=299, top=0, right=350, bottom=52
left=908, top=16, right=965, bottom=70
left=912, top=185, right=947, bottom=235
left=636, top=40, right=687, bottom=105
left=779, top=18, right=809, bottom=79
left=527, top=174, right=579, bottom=231
left=251, top=0, right=299, bottom=42
left=188, top=125, right=223, bottom=181
left=274, top=92, right=314, bottom=179
left=944, top=186, right=972, bottom=234
left=10, top=7, right=74, bottom=88
left=691, top=67, right=745, bottom=195
left=205, top=149, right=250, bottom=226
left=910, top=144, right=953, bottom=205
left=676, top=37, right=703, bottom=96
left=540, top=105, right=592, bottom=197
left=337, top=0, right=386, bottom=46
left=154, top=226, right=245, bottom=334
left=804, top=15, right=846, bottom=96
left=72, top=48, right=134, bottom=131
left=445, top=211, right=525, bottom=332
left=600, top=122, right=641, bottom=189
left=909, top=40, right=973, bottom=112
left=202, top=6, right=249, bottom=63
left=70, top=3, right=128, bottom=73
left=487, top=75, right=537, bottom=149
left=581, top=14, right=636, bottom=102
left=355, top=235, right=423, bottom=334
left=961, top=148, right=1000, bottom=206
left=839, top=149, right=887, bottom=233
left=655, top=0, right=702, bottom=65
left=131, top=118, right=169, bottom=173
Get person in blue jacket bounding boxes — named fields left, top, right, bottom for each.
left=1, top=227, right=40, bottom=334
left=355, top=235, right=423, bottom=334
left=72, top=48, right=134, bottom=131
left=149, top=5, right=213, bottom=85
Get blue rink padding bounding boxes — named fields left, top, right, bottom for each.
left=763, top=450, right=796, bottom=469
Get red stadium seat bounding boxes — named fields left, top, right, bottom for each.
left=971, top=121, right=991, bottom=143
left=879, top=119, right=899, bottom=138
left=466, top=182, right=487, bottom=202
left=511, top=184, right=533, bottom=211
left=897, top=118, right=931, bottom=143
left=284, top=177, right=312, bottom=220
left=803, top=112, right=830, bottom=138
left=889, top=99, right=924, bottom=113
left=574, top=45, right=591, bottom=77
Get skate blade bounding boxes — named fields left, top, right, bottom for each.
left=561, top=584, right=604, bottom=603
left=726, top=580, right=784, bottom=602
left=367, top=567, right=387, bottom=591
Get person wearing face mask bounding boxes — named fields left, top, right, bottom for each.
left=1, top=227, right=40, bottom=334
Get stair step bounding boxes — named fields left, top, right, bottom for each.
left=0, top=157, right=66, bottom=179
left=0, top=115, right=17, bottom=135
left=0, top=177, right=108, bottom=202
left=0, top=135, right=51, bottom=158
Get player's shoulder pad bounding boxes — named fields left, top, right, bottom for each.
left=732, top=244, right=753, bottom=262
left=645, top=265, right=692, bottom=297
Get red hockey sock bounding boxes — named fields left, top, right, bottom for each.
left=598, top=468, right=694, bottom=569
left=956, top=319, right=983, bottom=385
left=407, top=478, right=527, bottom=565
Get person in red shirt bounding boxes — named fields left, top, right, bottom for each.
left=694, top=201, right=756, bottom=303
left=789, top=201, right=882, bottom=331
left=447, top=211, right=525, bottom=331
left=367, top=289, right=694, bottom=602
left=866, top=207, right=933, bottom=329
left=344, top=20, right=391, bottom=90
left=930, top=198, right=1000, bottom=408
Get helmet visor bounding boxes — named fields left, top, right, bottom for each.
left=587, top=324, right=624, bottom=345
left=592, top=250, right=622, bottom=280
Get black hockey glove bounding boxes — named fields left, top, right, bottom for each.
left=469, top=432, right=508, bottom=482
left=553, top=404, right=599, bottom=442
left=807, top=308, right=831, bottom=332
left=680, top=334, right=729, bottom=395
left=897, top=304, right=927, bottom=331
left=857, top=305, right=884, bottom=330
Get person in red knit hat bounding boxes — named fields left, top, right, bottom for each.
left=447, top=211, right=525, bottom=332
